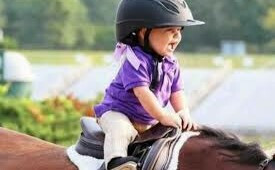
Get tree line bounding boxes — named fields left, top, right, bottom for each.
left=0, top=0, right=274, bottom=53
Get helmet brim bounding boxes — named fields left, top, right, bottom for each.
left=183, top=19, right=205, bottom=26
left=152, top=19, right=205, bottom=27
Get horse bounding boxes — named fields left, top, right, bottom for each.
left=0, top=126, right=274, bottom=170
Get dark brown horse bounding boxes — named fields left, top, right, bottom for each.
left=0, top=127, right=274, bottom=170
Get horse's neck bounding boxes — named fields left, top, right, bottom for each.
left=178, top=136, right=261, bottom=170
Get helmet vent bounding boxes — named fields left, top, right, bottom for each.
left=159, top=0, right=180, bottom=14
left=181, top=0, right=187, bottom=8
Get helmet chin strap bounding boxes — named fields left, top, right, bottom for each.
left=141, top=28, right=163, bottom=91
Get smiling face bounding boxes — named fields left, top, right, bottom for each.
left=139, top=27, right=182, bottom=57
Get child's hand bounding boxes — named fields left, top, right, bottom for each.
left=159, top=113, right=182, bottom=129
left=178, top=110, right=199, bottom=131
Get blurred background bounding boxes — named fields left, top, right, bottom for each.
left=0, top=0, right=274, bottom=153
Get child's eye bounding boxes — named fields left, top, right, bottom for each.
left=166, top=28, right=176, bottom=33
left=166, top=28, right=182, bottom=33
left=165, top=28, right=173, bottom=32
left=162, top=27, right=182, bottom=34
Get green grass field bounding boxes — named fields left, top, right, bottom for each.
left=241, top=136, right=275, bottom=151
left=18, top=50, right=275, bottom=68
left=19, top=50, right=107, bottom=66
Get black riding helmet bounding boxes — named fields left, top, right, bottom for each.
left=116, top=0, right=205, bottom=44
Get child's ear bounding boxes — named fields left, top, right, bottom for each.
left=139, top=28, right=147, bottom=37
left=138, top=28, right=147, bottom=46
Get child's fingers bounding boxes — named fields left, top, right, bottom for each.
left=182, top=119, right=188, bottom=129
left=175, top=115, right=182, bottom=129
left=186, top=121, right=192, bottom=131
left=191, top=123, right=197, bottom=131
left=179, top=113, right=189, bottom=130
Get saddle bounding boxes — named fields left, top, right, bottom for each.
left=75, top=117, right=181, bottom=170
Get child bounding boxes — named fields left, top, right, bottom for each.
left=94, top=0, right=204, bottom=169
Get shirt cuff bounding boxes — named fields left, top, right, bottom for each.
left=171, top=86, right=184, bottom=93
left=125, top=81, right=150, bottom=91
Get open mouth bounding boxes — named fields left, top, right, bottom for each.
left=168, top=43, right=176, bottom=51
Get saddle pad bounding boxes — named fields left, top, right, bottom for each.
left=67, top=145, right=104, bottom=170
left=67, top=132, right=199, bottom=170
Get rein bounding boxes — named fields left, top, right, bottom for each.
left=258, top=158, right=274, bottom=170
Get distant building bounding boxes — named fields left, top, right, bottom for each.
left=221, top=40, right=246, bottom=56
left=0, top=51, right=33, bottom=97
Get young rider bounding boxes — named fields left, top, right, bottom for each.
left=94, top=0, right=205, bottom=169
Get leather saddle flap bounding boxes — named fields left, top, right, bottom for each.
left=133, top=123, right=175, bottom=144
left=75, top=117, right=105, bottom=159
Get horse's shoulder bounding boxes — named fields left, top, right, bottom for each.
left=0, top=128, right=76, bottom=170
left=0, top=127, right=14, bottom=136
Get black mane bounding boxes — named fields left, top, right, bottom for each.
left=199, top=126, right=268, bottom=166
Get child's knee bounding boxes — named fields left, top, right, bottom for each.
left=104, top=125, right=137, bottom=143
left=111, top=128, right=137, bottom=140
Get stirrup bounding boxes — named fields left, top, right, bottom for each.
left=110, top=161, right=137, bottom=170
